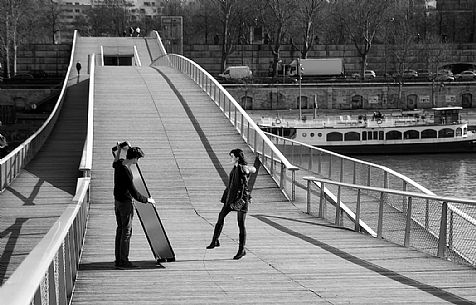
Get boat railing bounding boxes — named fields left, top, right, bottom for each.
left=153, top=32, right=298, bottom=200
left=303, top=176, right=476, bottom=267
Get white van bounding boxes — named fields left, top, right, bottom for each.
left=218, top=66, right=252, bottom=79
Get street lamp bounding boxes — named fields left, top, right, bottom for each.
left=298, top=57, right=303, bottom=120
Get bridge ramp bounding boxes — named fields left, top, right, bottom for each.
left=0, top=72, right=89, bottom=284
left=71, top=65, right=476, bottom=304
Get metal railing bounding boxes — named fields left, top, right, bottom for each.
left=152, top=33, right=299, bottom=200
left=303, top=176, right=476, bottom=267
left=79, top=54, right=95, bottom=177
left=265, top=132, right=435, bottom=200
left=0, top=177, right=91, bottom=305
left=0, top=37, right=96, bottom=305
left=0, top=31, right=79, bottom=192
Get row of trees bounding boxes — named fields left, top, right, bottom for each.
left=0, top=0, right=449, bottom=80
left=183, top=0, right=449, bottom=78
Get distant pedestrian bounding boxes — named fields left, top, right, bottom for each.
left=135, top=26, right=141, bottom=37
left=122, top=30, right=127, bottom=37
left=206, top=148, right=256, bottom=260
left=76, top=61, right=82, bottom=75
left=129, top=27, right=134, bottom=37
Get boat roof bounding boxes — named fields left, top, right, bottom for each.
left=432, top=106, right=462, bottom=111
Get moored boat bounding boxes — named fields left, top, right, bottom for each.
left=258, top=107, right=476, bottom=154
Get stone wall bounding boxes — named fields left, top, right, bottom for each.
left=223, top=83, right=476, bottom=111
left=184, top=43, right=476, bottom=77
left=17, top=44, right=71, bottom=77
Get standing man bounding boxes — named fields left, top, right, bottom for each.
left=113, top=142, right=155, bottom=269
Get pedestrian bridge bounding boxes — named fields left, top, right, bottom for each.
left=1, top=32, right=476, bottom=305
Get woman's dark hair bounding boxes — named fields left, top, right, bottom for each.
left=230, top=148, right=247, bottom=165
left=127, top=147, right=145, bottom=160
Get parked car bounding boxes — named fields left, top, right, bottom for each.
left=352, top=70, right=376, bottom=79
left=29, top=69, right=48, bottom=78
left=433, top=73, right=455, bottom=82
left=12, top=73, right=34, bottom=80
left=402, top=69, right=418, bottom=78
left=456, top=70, right=476, bottom=81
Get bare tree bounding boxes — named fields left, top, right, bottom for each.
left=262, top=0, right=298, bottom=77
left=295, top=0, right=326, bottom=59
left=211, top=0, right=253, bottom=72
left=333, top=0, right=391, bottom=79
left=0, top=0, right=34, bottom=78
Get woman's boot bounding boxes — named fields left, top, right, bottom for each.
left=206, top=223, right=223, bottom=249
left=233, top=233, right=246, bottom=259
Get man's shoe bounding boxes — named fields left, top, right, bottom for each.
left=114, top=260, right=123, bottom=268
left=206, top=240, right=220, bottom=249
left=233, top=250, right=246, bottom=260
left=118, top=261, right=138, bottom=269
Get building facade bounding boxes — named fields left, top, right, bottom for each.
left=437, top=0, right=476, bottom=43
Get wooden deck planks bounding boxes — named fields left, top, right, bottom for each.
left=0, top=74, right=89, bottom=285
left=69, top=65, right=476, bottom=305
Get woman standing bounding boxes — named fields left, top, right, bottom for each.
left=206, top=148, right=256, bottom=260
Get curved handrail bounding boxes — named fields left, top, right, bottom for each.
left=151, top=31, right=297, bottom=200
left=79, top=53, right=95, bottom=176
left=265, top=132, right=435, bottom=195
left=303, top=176, right=476, bottom=266
left=164, top=53, right=297, bottom=172
left=0, top=178, right=91, bottom=304
left=0, top=30, right=79, bottom=191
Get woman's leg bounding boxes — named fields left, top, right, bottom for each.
left=207, top=205, right=231, bottom=249
left=234, top=211, right=247, bottom=259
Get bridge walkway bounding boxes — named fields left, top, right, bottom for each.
left=0, top=75, right=89, bottom=285
left=70, top=64, right=476, bottom=304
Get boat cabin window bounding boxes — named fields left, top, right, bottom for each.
left=421, top=129, right=437, bottom=138
left=386, top=130, right=402, bottom=140
left=434, top=108, right=460, bottom=124
left=362, top=132, right=367, bottom=140
left=283, top=128, right=296, bottom=139
left=456, top=128, right=462, bottom=137
left=463, top=128, right=467, bottom=135
left=363, top=131, right=383, bottom=140
left=327, top=132, right=343, bottom=141
left=404, top=130, right=419, bottom=139
left=344, top=132, right=360, bottom=141
left=438, top=128, right=454, bottom=138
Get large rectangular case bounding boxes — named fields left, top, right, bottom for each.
left=113, top=147, right=175, bottom=262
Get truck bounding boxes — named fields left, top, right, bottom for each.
left=289, top=58, right=344, bottom=78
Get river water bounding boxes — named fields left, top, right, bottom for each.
left=357, top=153, right=476, bottom=200
left=249, top=109, right=476, bottom=201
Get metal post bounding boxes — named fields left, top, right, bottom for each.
left=404, top=196, right=412, bottom=247
left=306, top=179, right=311, bottom=214
left=319, top=182, right=325, bottom=218
left=291, top=169, right=296, bottom=201
left=355, top=189, right=361, bottom=232
left=377, top=192, right=385, bottom=238
left=335, top=186, right=341, bottom=226
left=308, top=148, right=313, bottom=170
left=437, top=201, right=448, bottom=258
